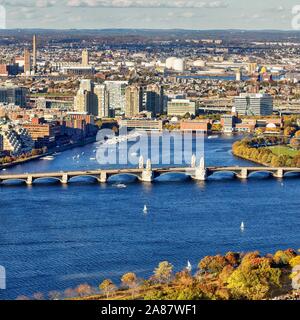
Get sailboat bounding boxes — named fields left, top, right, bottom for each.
left=186, top=261, right=192, bottom=273
left=143, top=205, right=148, bottom=214
left=240, top=222, right=245, bottom=231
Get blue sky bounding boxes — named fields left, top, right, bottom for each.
left=0, top=0, right=299, bottom=29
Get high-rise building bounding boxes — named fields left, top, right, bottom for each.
left=74, top=80, right=111, bottom=117
left=125, top=85, right=143, bottom=118
left=104, top=81, right=128, bottom=115
left=0, top=86, right=28, bottom=107
left=94, top=84, right=109, bottom=118
left=74, top=89, right=91, bottom=114
left=82, top=49, right=89, bottom=67
left=33, top=34, right=37, bottom=71
left=143, top=84, right=164, bottom=115
left=233, top=93, right=273, bottom=116
left=24, top=49, right=31, bottom=75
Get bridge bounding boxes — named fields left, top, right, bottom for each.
left=1, top=156, right=300, bottom=186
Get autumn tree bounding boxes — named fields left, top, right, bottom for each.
left=227, top=256, right=281, bottom=300
left=99, top=279, right=117, bottom=299
left=154, top=261, right=174, bottom=284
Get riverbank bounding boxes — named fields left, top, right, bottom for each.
left=0, top=136, right=96, bottom=170
left=232, top=138, right=300, bottom=168
left=17, top=248, right=300, bottom=301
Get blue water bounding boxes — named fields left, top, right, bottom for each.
left=0, top=135, right=299, bottom=299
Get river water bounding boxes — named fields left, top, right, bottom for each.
left=0, top=135, right=299, bottom=299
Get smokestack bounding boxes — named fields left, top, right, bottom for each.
left=33, top=34, right=37, bottom=69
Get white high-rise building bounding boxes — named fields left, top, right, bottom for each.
left=104, top=81, right=128, bottom=115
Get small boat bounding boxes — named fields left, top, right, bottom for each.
left=240, top=222, right=245, bottom=231
left=90, top=157, right=96, bottom=161
left=143, top=205, right=148, bottom=213
left=113, top=183, right=127, bottom=189
left=208, top=135, right=219, bottom=139
left=2, top=168, right=7, bottom=171
left=41, top=156, right=54, bottom=161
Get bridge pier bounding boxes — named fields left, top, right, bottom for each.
left=100, top=171, right=107, bottom=183
left=192, top=157, right=208, bottom=181
left=237, top=168, right=248, bottom=179
left=26, top=175, right=33, bottom=185
left=273, top=169, right=284, bottom=179
left=61, top=174, right=69, bottom=184
left=141, top=159, right=154, bottom=182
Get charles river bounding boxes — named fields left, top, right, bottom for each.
left=0, top=134, right=299, bottom=299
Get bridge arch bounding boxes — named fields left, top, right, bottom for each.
left=33, top=177, right=63, bottom=184
left=68, top=175, right=100, bottom=183
left=107, top=173, right=139, bottom=183
left=208, top=171, right=237, bottom=179
left=155, top=172, right=190, bottom=182
left=247, top=171, right=274, bottom=178
left=1, top=178, right=27, bottom=185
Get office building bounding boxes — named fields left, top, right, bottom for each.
left=125, top=85, right=143, bottom=118
left=94, top=84, right=109, bottom=118
left=167, top=99, right=196, bottom=116
left=74, top=89, right=91, bottom=114
left=233, top=93, right=273, bottom=116
left=0, top=86, right=28, bottom=107
left=104, top=81, right=128, bottom=115
left=119, top=119, right=163, bottom=131
left=74, top=80, right=110, bottom=117
left=143, top=84, right=164, bottom=115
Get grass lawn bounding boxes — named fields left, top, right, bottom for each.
left=268, top=145, right=299, bottom=157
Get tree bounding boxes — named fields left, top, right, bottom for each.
left=227, top=257, right=281, bottom=300
left=48, top=291, right=61, bottom=300
left=273, top=249, right=297, bottom=266
left=198, top=255, right=228, bottom=274
left=121, top=273, right=139, bottom=298
left=99, top=279, right=117, bottom=299
left=75, top=283, right=93, bottom=298
left=154, top=261, right=174, bottom=284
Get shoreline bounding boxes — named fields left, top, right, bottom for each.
left=0, top=136, right=96, bottom=170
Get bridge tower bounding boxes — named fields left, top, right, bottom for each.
left=141, top=159, right=154, bottom=182
left=193, top=156, right=208, bottom=181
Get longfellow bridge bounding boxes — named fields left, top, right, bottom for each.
left=0, top=157, right=300, bottom=185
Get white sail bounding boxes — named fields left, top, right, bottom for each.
left=187, top=261, right=192, bottom=272
left=240, top=222, right=245, bottom=231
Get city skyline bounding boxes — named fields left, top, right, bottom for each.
left=0, top=0, right=298, bottom=30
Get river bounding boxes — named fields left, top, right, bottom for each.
left=0, top=134, right=299, bottom=299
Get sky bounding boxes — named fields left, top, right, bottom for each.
left=0, top=0, right=299, bottom=30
